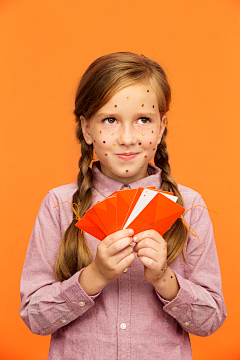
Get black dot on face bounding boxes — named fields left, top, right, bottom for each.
left=103, top=141, right=106, bottom=143
left=147, top=90, right=149, bottom=92
left=138, top=142, right=141, bottom=145
left=126, top=170, right=128, bottom=172
left=153, top=105, right=155, bottom=108
left=171, top=276, right=173, bottom=279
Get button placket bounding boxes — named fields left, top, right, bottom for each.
left=117, top=265, right=131, bottom=359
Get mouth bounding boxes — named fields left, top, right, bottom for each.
left=116, top=152, right=140, bottom=160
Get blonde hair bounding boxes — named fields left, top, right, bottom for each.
left=54, top=52, right=187, bottom=281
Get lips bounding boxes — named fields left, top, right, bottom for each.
left=116, top=153, right=140, bottom=160
left=117, top=153, right=139, bottom=156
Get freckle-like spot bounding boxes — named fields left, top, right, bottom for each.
left=127, top=97, right=130, bottom=100
left=140, top=166, right=143, bottom=168
left=153, top=105, right=155, bottom=108
left=157, top=277, right=160, bottom=280
left=105, top=153, right=107, bottom=156
left=171, top=276, right=173, bottom=279
left=152, top=130, right=154, bottom=133
left=145, top=155, right=147, bottom=158
left=142, top=104, right=144, bottom=107
left=103, top=141, right=106, bottom=143
left=153, top=148, right=155, bottom=150
left=149, top=142, right=152, bottom=144
left=111, top=133, right=114, bottom=135
left=113, top=144, right=116, bottom=146
left=110, top=166, right=112, bottom=168
left=92, top=126, right=94, bottom=128
left=157, top=125, right=159, bottom=127
left=147, top=90, right=149, bottom=92
left=142, top=133, right=145, bottom=136
left=157, top=136, right=160, bottom=139
left=138, top=142, right=141, bottom=145
left=161, top=269, right=163, bottom=272
left=99, top=131, right=101, bottom=133
left=163, top=279, right=166, bottom=282
left=114, top=105, right=117, bottom=108
left=126, top=170, right=128, bottom=172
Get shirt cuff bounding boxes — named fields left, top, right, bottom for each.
left=61, top=268, right=102, bottom=316
left=156, top=271, right=194, bottom=319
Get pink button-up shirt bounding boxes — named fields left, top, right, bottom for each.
left=20, top=162, right=226, bottom=360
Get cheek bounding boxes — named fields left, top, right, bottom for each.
left=142, top=132, right=158, bottom=151
left=92, top=132, right=117, bottom=156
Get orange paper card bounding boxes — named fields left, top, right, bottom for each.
left=75, top=187, right=184, bottom=240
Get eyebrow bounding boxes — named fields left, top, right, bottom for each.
left=97, top=112, right=157, bottom=117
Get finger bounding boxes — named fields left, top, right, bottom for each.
left=117, top=252, right=136, bottom=271
left=103, top=229, right=134, bottom=247
left=133, top=229, right=164, bottom=244
left=134, top=238, right=163, bottom=252
left=108, top=238, right=134, bottom=257
left=113, top=245, right=135, bottom=264
left=137, top=247, right=166, bottom=263
left=138, top=256, right=156, bottom=269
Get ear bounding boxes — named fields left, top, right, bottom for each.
left=157, top=115, right=167, bottom=144
left=80, top=116, right=93, bottom=145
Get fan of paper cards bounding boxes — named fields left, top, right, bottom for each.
left=75, top=187, right=185, bottom=240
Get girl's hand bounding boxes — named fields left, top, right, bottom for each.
left=92, top=229, right=135, bottom=284
left=133, top=230, right=167, bottom=284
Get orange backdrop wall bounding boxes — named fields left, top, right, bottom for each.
left=1, top=0, right=240, bottom=359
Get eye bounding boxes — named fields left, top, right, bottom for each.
left=137, top=117, right=151, bottom=124
left=102, top=117, right=117, bottom=124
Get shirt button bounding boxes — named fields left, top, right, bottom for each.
left=61, top=319, right=67, bottom=324
left=79, top=301, right=85, bottom=306
left=171, top=307, right=178, bottom=311
left=184, top=322, right=190, bottom=326
left=123, top=268, right=128, bottom=273
left=120, top=323, right=127, bottom=330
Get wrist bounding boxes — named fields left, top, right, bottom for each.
left=78, top=262, right=109, bottom=296
left=152, top=268, right=180, bottom=301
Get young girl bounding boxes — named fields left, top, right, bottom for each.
left=20, top=52, right=226, bottom=360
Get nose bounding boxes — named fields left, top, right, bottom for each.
left=118, top=124, right=137, bottom=146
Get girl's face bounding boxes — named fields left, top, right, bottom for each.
left=81, top=83, right=166, bottom=186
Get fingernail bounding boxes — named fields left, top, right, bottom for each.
left=129, top=229, right=134, bottom=236
left=133, top=236, right=137, bottom=242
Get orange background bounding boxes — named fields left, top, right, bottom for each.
left=1, top=0, right=240, bottom=359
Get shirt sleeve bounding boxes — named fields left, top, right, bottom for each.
left=156, top=194, right=227, bottom=336
left=19, top=191, right=101, bottom=336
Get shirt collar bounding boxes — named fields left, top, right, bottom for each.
left=92, top=161, right=162, bottom=198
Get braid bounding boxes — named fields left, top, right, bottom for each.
left=154, top=127, right=188, bottom=264
left=54, top=130, right=95, bottom=281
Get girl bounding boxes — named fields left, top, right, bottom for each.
left=20, top=52, right=226, bottom=360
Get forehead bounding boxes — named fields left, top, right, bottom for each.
left=99, top=83, right=158, bottom=111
